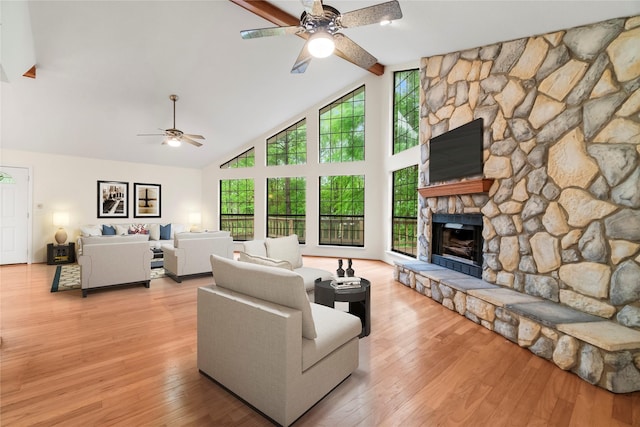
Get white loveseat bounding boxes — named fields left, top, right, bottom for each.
left=198, top=255, right=361, bottom=426
left=78, top=236, right=152, bottom=297
left=240, top=234, right=333, bottom=302
left=162, top=231, right=234, bottom=282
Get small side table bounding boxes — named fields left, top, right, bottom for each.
left=47, top=242, right=76, bottom=265
left=314, top=278, right=371, bottom=338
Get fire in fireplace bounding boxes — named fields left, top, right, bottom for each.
left=431, top=213, right=483, bottom=278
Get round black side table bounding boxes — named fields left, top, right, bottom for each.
left=314, top=278, right=370, bottom=338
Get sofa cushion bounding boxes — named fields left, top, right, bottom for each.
left=302, top=303, right=362, bottom=371
left=238, top=252, right=293, bottom=270
left=81, top=234, right=149, bottom=245
left=81, top=225, right=102, bottom=237
left=115, top=224, right=129, bottom=235
left=102, top=224, right=116, bottom=235
left=129, top=224, right=149, bottom=235
left=242, top=239, right=267, bottom=257
left=171, top=223, right=186, bottom=238
left=160, top=223, right=172, bottom=240
left=148, top=223, right=160, bottom=240
left=211, top=254, right=317, bottom=339
left=265, top=234, right=303, bottom=269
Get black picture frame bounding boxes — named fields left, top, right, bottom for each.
left=134, top=183, right=161, bottom=218
left=97, top=180, right=129, bottom=218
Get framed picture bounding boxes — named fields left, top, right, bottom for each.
left=134, top=183, right=161, bottom=218
left=97, top=180, right=129, bottom=218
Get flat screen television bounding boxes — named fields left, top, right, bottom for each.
left=429, top=118, right=484, bottom=183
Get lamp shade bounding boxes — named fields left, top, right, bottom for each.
left=53, top=212, right=69, bottom=227
left=307, top=32, right=335, bottom=58
left=189, top=212, right=202, bottom=224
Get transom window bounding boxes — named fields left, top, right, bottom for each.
left=319, top=175, right=364, bottom=247
left=319, top=86, right=365, bottom=163
left=393, top=69, right=419, bottom=154
left=220, top=147, right=255, bottom=169
left=267, top=177, right=306, bottom=243
left=267, top=119, right=306, bottom=166
left=220, top=179, right=254, bottom=241
left=392, top=165, right=418, bottom=257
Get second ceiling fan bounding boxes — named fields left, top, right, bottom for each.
left=137, top=95, right=205, bottom=148
left=239, top=0, right=403, bottom=74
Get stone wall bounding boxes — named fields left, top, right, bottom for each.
left=418, top=16, right=640, bottom=330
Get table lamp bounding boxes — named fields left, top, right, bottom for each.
left=189, top=212, right=202, bottom=232
left=53, top=212, right=69, bottom=245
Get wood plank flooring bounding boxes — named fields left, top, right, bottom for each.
left=1, top=258, right=639, bottom=426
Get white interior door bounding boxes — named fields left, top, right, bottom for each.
left=0, top=167, right=30, bottom=265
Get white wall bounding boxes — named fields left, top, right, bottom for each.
left=1, top=149, right=202, bottom=263
left=203, top=61, right=420, bottom=264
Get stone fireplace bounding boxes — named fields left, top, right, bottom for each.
left=431, top=213, right=483, bottom=278
left=396, top=15, right=640, bottom=392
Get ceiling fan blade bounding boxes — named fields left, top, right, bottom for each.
left=241, top=25, right=301, bottom=39
left=333, top=33, right=378, bottom=70
left=137, top=133, right=165, bottom=137
left=310, top=0, right=324, bottom=17
left=291, top=42, right=312, bottom=74
left=184, top=133, right=205, bottom=140
left=181, top=136, right=203, bottom=147
left=339, top=0, right=403, bottom=28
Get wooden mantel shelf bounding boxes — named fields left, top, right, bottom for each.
left=418, top=178, right=495, bottom=198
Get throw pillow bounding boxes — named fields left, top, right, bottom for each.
left=115, top=224, right=129, bottom=235
left=129, top=224, right=149, bottom=235
left=238, top=252, right=293, bottom=270
left=211, top=255, right=316, bottom=339
left=102, top=224, right=116, bottom=235
left=160, top=223, right=172, bottom=240
left=148, top=223, right=160, bottom=241
left=80, top=225, right=102, bottom=237
left=171, top=223, right=185, bottom=237
left=265, top=234, right=303, bottom=269
left=241, top=240, right=267, bottom=257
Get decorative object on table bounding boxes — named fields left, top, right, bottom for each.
left=52, top=211, right=69, bottom=245
left=336, top=259, right=345, bottom=277
left=97, top=180, right=129, bottom=218
left=330, top=276, right=362, bottom=289
left=346, top=258, right=355, bottom=277
left=134, top=183, right=161, bottom=218
left=47, top=242, right=75, bottom=265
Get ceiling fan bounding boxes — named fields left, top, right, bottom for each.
left=239, top=0, right=402, bottom=74
left=137, top=95, right=205, bottom=147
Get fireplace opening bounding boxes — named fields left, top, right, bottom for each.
left=432, top=214, right=483, bottom=278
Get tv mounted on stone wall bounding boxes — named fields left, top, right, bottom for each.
left=429, top=118, right=483, bottom=183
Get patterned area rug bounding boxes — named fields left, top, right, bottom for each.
left=50, top=264, right=166, bottom=292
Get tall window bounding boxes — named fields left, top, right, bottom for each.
left=267, top=177, right=306, bottom=243
left=392, top=165, right=418, bottom=257
left=220, top=147, right=255, bottom=169
left=393, top=69, right=419, bottom=154
left=319, top=86, right=365, bottom=163
left=220, top=179, right=254, bottom=241
left=267, top=119, right=306, bottom=166
left=319, top=175, right=364, bottom=247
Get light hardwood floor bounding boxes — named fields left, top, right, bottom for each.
left=1, top=257, right=639, bottom=426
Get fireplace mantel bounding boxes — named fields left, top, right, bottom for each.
left=417, top=178, right=494, bottom=198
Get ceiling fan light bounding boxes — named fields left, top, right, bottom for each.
left=308, top=31, right=335, bottom=58
left=168, top=137, right=181, bottom=147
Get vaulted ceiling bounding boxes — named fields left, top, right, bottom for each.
left=2, top=1, right=638, bottom=168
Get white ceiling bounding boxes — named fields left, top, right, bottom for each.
left=2, top=1, right=639, bottom=169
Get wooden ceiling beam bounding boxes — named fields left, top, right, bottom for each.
left=229, top=0, right=385, bottom=76
left=23, top=65, right=36, bottom=79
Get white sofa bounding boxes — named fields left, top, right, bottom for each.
left=239, top=234, right=333, bottom=302
left=78, top=236, right=152, bottom=297
left=162, top=231, right=234, bottom=282
left=78, top=222, right=188, bottom=252
left=199, top=255, right=361, bottom=426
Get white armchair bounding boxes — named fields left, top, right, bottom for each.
left=162, top=231, right=234, bottom=282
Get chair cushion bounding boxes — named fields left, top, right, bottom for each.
left=242, top=240, right=267, bottom=257
left=238, top=252, right=293, bottom=270
left=265, top=234, right=303, bottom=269
left=211, top=254, right=317, bottom=339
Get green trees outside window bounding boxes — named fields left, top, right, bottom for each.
left=220, top=147, right=255, bottom=169
left=393, top=69, right=419, bottom=154
left=319, top=86, right=365, bottom=163
left=267, top=177, right=306, bottom=243
left=220, top=179, right=254, bottom=241
left=319, top=175, right=364, bottom=246
left=392, top=165, right=418, bottom=257
left=267, top=119, right=306, bottom=166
